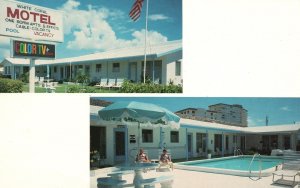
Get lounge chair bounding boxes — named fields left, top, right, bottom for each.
left=272, top=151, right=300, bottom=187
left=104, top=78, right=116, bottom=89
left=157, top=149, right=173, bottom=171
left=112, top=78, right=124, bottom=89
left=95, top=78, right=107, bottom=89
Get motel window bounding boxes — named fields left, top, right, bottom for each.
left=170, top=131, right=179, bottom=143
left=5, top=66, right=11, bottom=75
left=54, top=66, right=57, bottom=73
left=96, top=64, right=102, bottom=72
left=175, top=61, right=181, bottom=76
left=113, top=63, right=120, bottom=72
left=142, top=129, right=153, bottom=143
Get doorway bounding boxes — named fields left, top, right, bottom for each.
left=114, top=128, right=126, bottom=163
left=187, top=133, right=193, bottom=157
left=128, top=62, right=137, bottom=82
left=283, top=135, right=291, bottom=149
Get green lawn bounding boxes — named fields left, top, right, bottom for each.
left=22, top=83, right=120, bottom=93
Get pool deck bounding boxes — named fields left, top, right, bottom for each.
left=90, top=168, right=300, bottom=188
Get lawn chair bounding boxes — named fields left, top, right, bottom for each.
left=272, top=151, right=300, bottom=187
left=95, top=78, right=107, bottom=89
left=104, top=78, right=116, bottom=89
left=112, top=78, right=124, bottom=89
left=157, top=149, right=173, bottom=171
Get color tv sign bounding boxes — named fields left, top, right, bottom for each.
left=0, top=0, right=63, bottom=43
left=12, top=40, right=55, bottom=59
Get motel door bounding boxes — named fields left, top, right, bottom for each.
left=129, top=62, right=137, bottom=82
left=60, top=67, right=64, bottom=80
left=241, top=136, right=246, bottom=152
left=114, top=128, right=126, bottom=163
left=187, top=133, right=193, bottom=157
left=283, top=135, right=291, bottom=149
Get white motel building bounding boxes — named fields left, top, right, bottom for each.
left=90, top=104, right=300, bottom=166
left=0, top=40, right=182, bottom=85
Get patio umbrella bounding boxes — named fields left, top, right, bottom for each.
left=98, top=101, right=181, bottom=161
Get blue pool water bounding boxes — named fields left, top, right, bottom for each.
left=184, top=156, right=282, bottom=171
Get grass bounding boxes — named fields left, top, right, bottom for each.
left=22, top=83, right=120, bottom=93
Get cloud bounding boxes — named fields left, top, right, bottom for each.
left=148, top=14, right=170, bottom=21
left=280, top=106, right=291, bottom=111
left=247, top=116, right=257, bottom=126
left=59, top=0, right=168, bottom=51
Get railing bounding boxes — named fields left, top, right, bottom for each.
left=248, top=153, right=262, bottom=180
left=234, top=149, right=243, bottom=156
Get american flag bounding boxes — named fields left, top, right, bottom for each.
left=129, top=0, right=144, bottom=21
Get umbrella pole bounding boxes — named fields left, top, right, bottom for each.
left=138, top=122, right=140, bottom=151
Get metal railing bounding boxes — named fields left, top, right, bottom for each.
left=234, top=148, right=243, bottom=156
left=248, top=153, right=262, bottom=180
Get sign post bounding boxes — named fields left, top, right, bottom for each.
left=0, top=0, right=63, bottom=93
left=11, top=39, right=56, bottom=93
left=29, top=58, right=35, bottom=93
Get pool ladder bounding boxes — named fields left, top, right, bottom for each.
left=234, top=149, right=243, bottom=156
left=248, top=153, right=262, bottom=180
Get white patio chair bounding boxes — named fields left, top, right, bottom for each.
left=104, top=78, right=116, bottom=89
left=112, top=78, right=124, bottom=89
left=157, top=149, right=173, bottom=171
left=272, top=151, right=300, bottom=186
left=95, top=78, right=107, bottom=88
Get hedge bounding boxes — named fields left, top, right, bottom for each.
left=120, top=80, right=182, bottom=93
left=67, top=85, right=96, bottom=93
left=0, top=78, right=23, bottom=93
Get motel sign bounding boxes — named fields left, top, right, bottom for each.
left=12, top=40, right=55, bottom=59
left=0, top=0, right=63, bottom=42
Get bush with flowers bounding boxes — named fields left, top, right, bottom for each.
left=90, top=150, right=100, bottom=168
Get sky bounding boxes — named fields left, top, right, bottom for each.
left=94, top=97, right=300, bottom=127
left=0, top=0, right=182, bottom=60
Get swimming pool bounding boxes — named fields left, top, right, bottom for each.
left=175, top=156, right=282, bottom=177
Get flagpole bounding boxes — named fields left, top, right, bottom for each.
left=143, top=0, right=149, bottom=84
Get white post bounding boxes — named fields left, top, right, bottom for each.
left=143, top=0, right=149, bottom=83
left=29, top=58, right=35, bottom=93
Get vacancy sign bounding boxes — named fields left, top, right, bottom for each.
left=0, top=0, right=63, bottom=43
left=12, top=40, right=55, bottom=59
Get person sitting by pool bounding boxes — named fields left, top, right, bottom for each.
left=135, top=148, right=150, bottom=163
left=159, top=149, right=173, bottom=170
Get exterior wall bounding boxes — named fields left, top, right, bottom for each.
left=91, top=115, right=300, bottom=166
left=161, top=50, right=182, bottom=85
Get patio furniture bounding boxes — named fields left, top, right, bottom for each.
left=112, top=78, right=124, bottom=89
left=97, top=177, right=133, bottom=188
left=105, top=78, right=116, bottom=89
left=95, top=78, right=108, bottom=89
left=107, top=170, right=134, bottom=180
left=157, top=149, right=173, bottom=171
left=136, top=175, right=174, bottom=188
left=272, top=151, right=300, bottom=187
left=117, top=162, right=159, bottom=188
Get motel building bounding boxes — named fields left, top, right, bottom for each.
left=0, top=40, right=182, bottom=85
left=90, top=105, right=300, bottom=166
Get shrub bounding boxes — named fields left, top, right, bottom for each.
left=66, top=85, right=96, bottom=93
left=120, top=80, right=182, bottom=93
left=0, top=78, right=23, bottom=93
left=19, top=72, right=29, bottom=83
